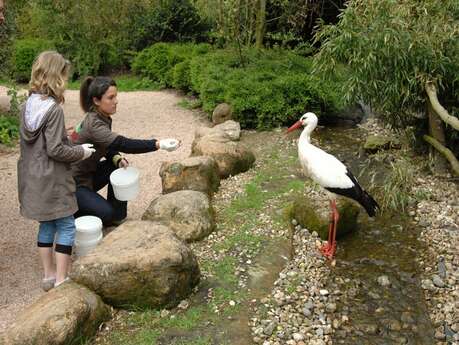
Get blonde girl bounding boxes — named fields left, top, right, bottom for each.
left=17, top=51, right=95, bottom=290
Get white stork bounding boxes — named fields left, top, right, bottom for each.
left=287, top=112, right=379, bottom=259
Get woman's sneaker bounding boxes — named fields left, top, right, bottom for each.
left=54, top=277, right=71, bottom=288
left=41, top=277, right=56, bottom=292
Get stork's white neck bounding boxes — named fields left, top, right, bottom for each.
left=299, top=122, right=316, bottom=145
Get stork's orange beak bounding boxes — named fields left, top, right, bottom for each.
left=287, top=120, right=302, bottom=133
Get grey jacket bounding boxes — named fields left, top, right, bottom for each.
left=17, top=96, right=84, bottom=221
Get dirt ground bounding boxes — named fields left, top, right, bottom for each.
left=0, top=86, right=206, bottom=333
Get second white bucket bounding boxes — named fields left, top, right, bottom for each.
left=110, top=166, right=140, bottom=201
left=74, top=233, right=103, bottom=257
left=74, top=216, right=103, bottom=257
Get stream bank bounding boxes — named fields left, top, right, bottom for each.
left=87, top=121, right=457, bottom=345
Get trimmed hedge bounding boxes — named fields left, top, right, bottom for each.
left=132, top=43, right=346, bottom=129
left=132, top=43, right=211, bottom=88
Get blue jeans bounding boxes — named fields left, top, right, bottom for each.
left=75, top=160, right=127, bottom=225
left=38, top=215, right=76, bottom=247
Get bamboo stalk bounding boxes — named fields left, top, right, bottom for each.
left=423, top=135, right=459, bottom=176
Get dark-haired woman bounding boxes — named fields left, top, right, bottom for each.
left=70, top=76, right=180, bottom=225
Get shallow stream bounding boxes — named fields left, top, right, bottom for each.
left=317, top=126, right=435, bottom=344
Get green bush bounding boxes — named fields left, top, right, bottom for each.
left=12, top=38, right=54, bottom=82
left=188, top=48, right=346, bottom=128
left=172, top=61, right=191, bottom=90
left=0, top=116, right=20, bottom=146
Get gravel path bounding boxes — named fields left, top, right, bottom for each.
left=0, top=86, right=205, bottom=333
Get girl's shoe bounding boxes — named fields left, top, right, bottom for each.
left=41, top=277, right=56, bottom=292
left=54, top=277, right=71, bottom=288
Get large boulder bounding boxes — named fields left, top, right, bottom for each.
left=289, top=196, right=360, bottom=240
left=70, top=221, right=200, bottom=310
left=214, top=120, right=241, bottom=141
left=212, top=103, right=233, bottom=125
left=3, top=282, right=110, bottom=345
left=142, top=190, right=215, bottom=242
left=191, top=133, right=255, bottom=178
left=195, top=121, right=241, bottom=142
left=159, top=156, right=220, bottom=196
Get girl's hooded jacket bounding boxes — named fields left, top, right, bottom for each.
left=17, top=94, right=84, bottom=221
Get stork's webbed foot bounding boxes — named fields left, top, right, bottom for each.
left=320, top=241, right=337, bottom=259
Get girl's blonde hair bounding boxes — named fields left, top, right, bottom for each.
left=29, top=51, right=71, bottom=104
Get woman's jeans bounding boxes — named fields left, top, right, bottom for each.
left=75, top=160, right=127, bottom=225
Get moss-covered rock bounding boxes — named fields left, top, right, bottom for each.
left=363, top=135, right=401, bottom=153
left=288, top=196, right=360, bottom=240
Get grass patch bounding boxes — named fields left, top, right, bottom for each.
left=174, top=337, right=213, bottom=345
left=211, top=256, right=238, bottom=285
left=105, top=328, right=160, bottom=345
left=214, top=223, right=264, bottom=254
left=160, top=306, right=209, bottom=331
left=225, top=182, right=266, bottom=218
left=361, top=152, right=430, bottom=213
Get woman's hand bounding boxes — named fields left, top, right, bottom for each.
left=159, top=138, right=181, bottom=152
left=119, top=158, right=129, bottom=169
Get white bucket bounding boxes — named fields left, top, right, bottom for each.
left=109, top=167, right=140, bottom=201
left=74, top=216, right=103, bottom=257
left=74, top=233, right=103, bottom=257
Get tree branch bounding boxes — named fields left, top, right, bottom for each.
left=425, top=82, right=459, bottom=130
left=423, top=135, right=459, bottom=176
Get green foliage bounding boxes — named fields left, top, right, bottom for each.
left=14, top=0, right=209, bottom=76
left=0, top=13, right=12, bottom=78
left=265, top=0, right=346, bottom=47
left=7, top=86, right=27, bottom=116
left=194, top=0, right=345, bottom=47
left=16, top=1, right=153, bottom=76
left=0, top=116, right=19, bottom=146
left=314, top=0, right=459, bottom=127
left=12, top=38, right=54, bottom=82
left=127, top=0, right=210, bottom=51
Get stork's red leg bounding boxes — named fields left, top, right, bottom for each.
left=320, top=200, right=335, bottom=258
left=328, top=200, right=339, bottom=258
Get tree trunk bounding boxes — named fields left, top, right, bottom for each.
left=255, top=0, right=266, bottom=49
left=425, top=82, right=459, bottom=130
left=218, top=0, right=226, bottom=41
left=423, top=135, right=459, bottom=176
left=246, top=0, right=255, bottom=45
left=427, top=98, right=448, bottom=173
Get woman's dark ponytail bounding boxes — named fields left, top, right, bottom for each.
left=79, top=76, right=117, bottom=113
left=80, top=76, right=94, bottom=113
